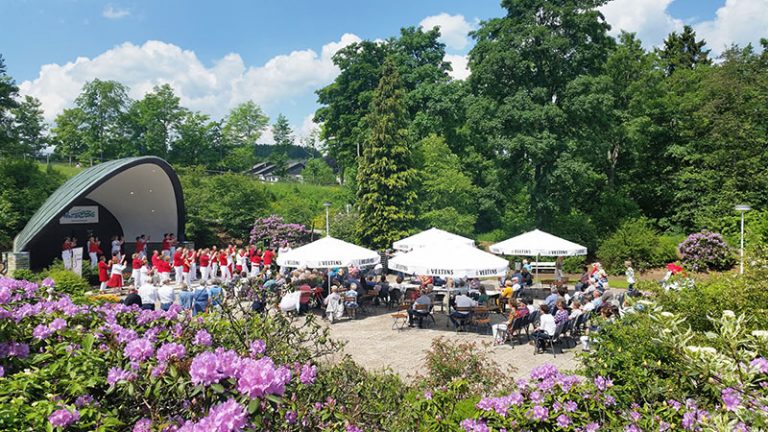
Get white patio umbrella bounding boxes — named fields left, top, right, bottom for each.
left=389, top=243, right=509, bottom=279
left=489, top=229, right=587, bottom=283
left=276, top=236, right=380, bottom=269
left=392, top=227, right=475, bottom=252
left=489, top=229, right=587, bottom=256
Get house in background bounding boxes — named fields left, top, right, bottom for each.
left=246, top=160, right=307, bottom=182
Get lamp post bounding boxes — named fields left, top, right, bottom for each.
left=735, top=204, right=751, bottom=274
left=324, top=202, right=332, bottom=237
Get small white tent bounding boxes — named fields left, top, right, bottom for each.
left=276, top=236, right=380, bottom=269
left=392, top=227, right=475, bottom=252
left=389, top=243, right=509, bottom=278
left=489, top=229, right=587, bottom=257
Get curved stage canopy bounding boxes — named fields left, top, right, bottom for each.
left=13, top=156, right=185, bottom=269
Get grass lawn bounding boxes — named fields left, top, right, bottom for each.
left=37, top=162, right=83, bottom=179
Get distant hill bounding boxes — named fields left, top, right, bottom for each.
left=254, top=144, right=321, bottom=160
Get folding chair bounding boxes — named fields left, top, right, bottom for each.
left=414, top=303, right=435, bottom=328
left=391, top=304, right=409, bottom=330
left=505, top=317, right=525, bottom=345
left=470, top=306, right=492, bottom=335
left=343, top=295, right=358, bottom=319
left=536, top=321, right=567, bottom=357
left=452, top=306, right=472, bottom=333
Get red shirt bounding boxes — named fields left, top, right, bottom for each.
left=161, top=239, right=170, bottom=251
left=88, top=241, right=100, bottom=253
left=199, top=253, right=210, bottom=267
left=250, top=251, right=262, bottom=264
left=160, top=261, right=170, bottom=273
left=62, top=242, right=71, bottom=251
left=173, top=250, right=183, bottom=267
left=132, top=258, right=142, bottom=270
left=262, top=250, right=274, bottom=265
left=182, top=258, right=190, bottom=272
left=98, top=261, right=109, bottom=281
left=151, top=254, right=161, bottom=268
left=218, top=253, right=228, bottom=266
left=135, top=240, right=145, bottom=253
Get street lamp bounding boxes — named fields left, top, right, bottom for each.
left=324, top=202, right=332, bottom=237
left=735, top=204, right=751, bottom=274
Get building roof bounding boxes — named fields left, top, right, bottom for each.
left=247, top=160, right=307, bottom=176
left=13, top=156, right=185, bottom=252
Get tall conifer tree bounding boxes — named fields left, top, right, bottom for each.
left=356, top=57, right=416, bottom=249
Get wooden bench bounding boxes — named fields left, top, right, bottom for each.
left=530, top=262, right=557, bottom=272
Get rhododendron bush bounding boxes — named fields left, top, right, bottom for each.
left=1, top=275, right=766, bottom=431
left=0, top=276, right=400, bottom=431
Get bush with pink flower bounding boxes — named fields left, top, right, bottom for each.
left=678, top=230, right=735, bottom=272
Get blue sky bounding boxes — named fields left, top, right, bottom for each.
left=1, top=0, right=765, bottom=142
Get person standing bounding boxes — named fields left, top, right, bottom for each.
left=210, top=246, right=219, bottom=279
left=107, top=257, right=126, bottom=289
left=173, top=247, right=185, bottom=285
left=219, top=249, right=231, bottom=283
left=98, top=256, right=110, bottom=291
left=198, top=249, right=209, bottom=283
left=262, top=247, right=275, bottom=271
left=625, top=260, right=636, bottom=295
left=182, top=251, right=192, bottom=289
left=161, top=234, right=171, bottom=257
left=87, top=236, right=101, bottom=268
left=249, top=246, right=262, bottom=277
left=187, top=248, right=198, bottom=282
left=111, top=236, right=124, bottom=261
left=130, top=254, right=143, bottom=287
left=61, top=237, right=73, bottom=270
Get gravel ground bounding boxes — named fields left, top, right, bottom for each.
left=318, top=306, right=581, bottom=383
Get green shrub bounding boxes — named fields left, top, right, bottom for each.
left=562, top=256, right=586, bottom=274
left=11, top=269, right=37, bottom=282
left=580, top=310, right=687, bottom=404
left=415, top=337, right=514, bottom=396
left=80, top=263, right=101, bottom=286
left=597, top=218, right=676, bottom=274
left=45, top=269, right=90, bottom=295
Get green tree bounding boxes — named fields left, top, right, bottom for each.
left=125, top=84, right=184, bottom=158
left=223, top=101, right=269, bottom=148
left=169, top=112, right=218, bottom=167
left=315, top=27, right=450, bottom=178
left=0, top=54, right=20, bottom=157
left=415, top=134, right=478, bottom=236
left=11, top=95, right=48, bottom=158
left=302, top=158, right=336, bottom=185
left=659, top=25, right=712, bottom=75
left=356, top=57, right=417, bottom=249
left=468, top=0, right=614, bottom=227
left=74, top=79, right=131, bottom=162
left=271, top=114, right=294, bottom=150
left=52, top=108, right=87, bottom=164
left=672, top=45, right=768, bottom=231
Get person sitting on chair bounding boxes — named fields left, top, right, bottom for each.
left=449, top=293, right=477, bottom=330
left=324, top=285, right=344, bottom=323
left=407, top=289, right=432, bottom=328
left=531, top=304, right=557, bottom=354
left=344, top=284, right=359, bottom=318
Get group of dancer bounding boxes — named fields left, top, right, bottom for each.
left=96, top=238, right=279, bottom=291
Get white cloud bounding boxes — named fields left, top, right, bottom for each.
left=694, top=0, right=768, bottom=56
left=419, top=13, right=475, bottom=50
left=19, top=34, right=362, bottom=123
left=445, top=54, right=470, bottom=80
left=103, top=5, right=130, bottom=19
left=599, top=0, right=683, bottom=48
